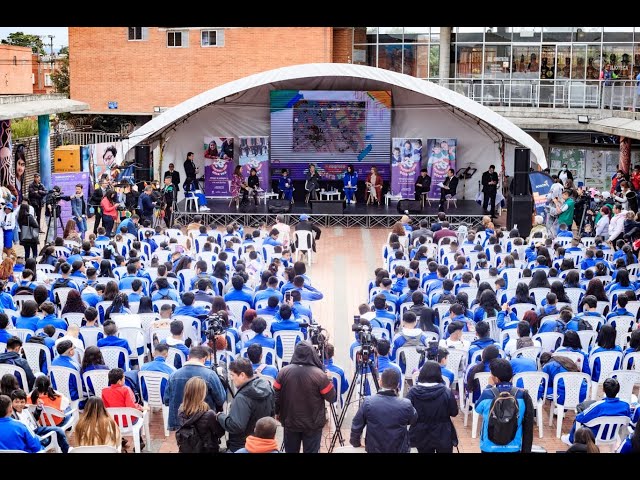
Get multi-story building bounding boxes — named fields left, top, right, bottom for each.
left=0, top=44, right=33, bottom=94
left=32, top=54, right=66, bottom=95
left=69, top=27, right=640, bottom=189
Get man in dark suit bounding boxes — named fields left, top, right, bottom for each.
left=438, top=169, right=458, bottom=212
left=164, top=163, right=181, bottom=198
left=182, top=152, right=198, bottom=194
left=481, top=164, right=499, bottom=218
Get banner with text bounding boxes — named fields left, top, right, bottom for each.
left=51, top=172, right=91, bottom=237
left=239, top=136, right=269, bottom=192
left=203, top=137, right=234, bottom=196
left=390, top=138, right=421, bottom=197
left=528, top=171, right=554, bottom=221
left=424, top=138, right=457, bottom=198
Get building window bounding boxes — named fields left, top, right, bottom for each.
left=201, top=30, right=224, bottom=47
left=167, top=30, right=188, bottom=48
left=128, top=27, right=148, bottom=41
left=44, top=74, right=52, bottom=87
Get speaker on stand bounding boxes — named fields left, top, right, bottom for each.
left=134, top=145, right=151, bottom=191
left=507, top=147, right=533, bottom=237
left=456, top=166, right=477, bottom=200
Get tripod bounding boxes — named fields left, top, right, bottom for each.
left=328, top=347, right=380, bottom=453
left=314, top=339, right=345, bottom=448
left=45, top=200, right=64, bottom=244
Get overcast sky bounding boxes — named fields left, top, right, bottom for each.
left=0, top=27, right=68, bottom=52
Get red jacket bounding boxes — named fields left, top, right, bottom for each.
left=101, top=383, right=142, bottom=427
left=100, top=197, right=118, bottom=219
left=631, top=172, right=640, bottom=191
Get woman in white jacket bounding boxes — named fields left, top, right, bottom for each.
left=595, top=205, right=611, bottom=239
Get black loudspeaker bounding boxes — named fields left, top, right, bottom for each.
left=512, top=148, right=531, bottom=195
left=397, top=199, right=422, bottom=214
left=267, top=199, right=291, bottom=213
left=507, top=195, right=534, bottom=238
left=135, top=145, right=151, bottom=184
left=311, top=200, right=344, bottom=214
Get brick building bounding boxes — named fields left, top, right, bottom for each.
left=0, top=44, right=33, bottom=94
left=32, top=54, right=66, bottom=95
left=69, top=27, right=353, bottom=116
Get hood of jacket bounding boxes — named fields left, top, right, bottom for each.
left=0, top=351, right=19, bottom=363
left=237, top=376, right=273, bottom=400
left=409, top=382, right=448, bottom=400
left=290, top=340, right=323, bottom=369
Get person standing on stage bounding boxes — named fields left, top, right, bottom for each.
left=343, top=165, right=358, bottom=204
left=247, top=167, right=260, bottom=206
left=27, top=174, right=46, bottom=226
left=137, top=185, right=156, bottom=226
left=414, top=168, right=431, bottom=202
left=305, top=164, right=321, bottom=203
left=481, top=164, right=499, bottom=218
left=438, top=169, right=458, bottom=212
left=183, top=152, right=198, bottom=195
left=164, top=163, right=180, bottom=197
left=162, top=176, right=175, bottom=227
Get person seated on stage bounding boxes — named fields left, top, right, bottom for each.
left=305, top=164, right=321, bottom=203
left=247, top=168, right=260, bottom=205
left=278, top=169, right=294, bottom=201
left=438, top=169, right=459, bottom=211
left=343, top=165, right=358, bottom=204
left=414, top=168, right=431, bottom=202
left=365, top=166, right=383, bottom=206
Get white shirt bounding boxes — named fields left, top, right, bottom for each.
left=596, top=215, right=610, bottom=238
left=609, top=211, right=627, bottom=240
left=439, top=337, right=470, bottom=350
left=559, top=170, right=568, bottom=183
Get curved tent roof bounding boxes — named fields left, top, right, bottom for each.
left=123, top=63, right=546, bottom=168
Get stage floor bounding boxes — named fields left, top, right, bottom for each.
left=172, top=198, right=489, bottom=228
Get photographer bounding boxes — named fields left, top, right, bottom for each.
left=44, top=186, right=70, bottom=243
left=27, top=173, right=47, bottom=225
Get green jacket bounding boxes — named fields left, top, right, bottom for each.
left=558, top=197, right=575, bottom=228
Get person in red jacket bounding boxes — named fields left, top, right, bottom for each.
left=100, top=190, right=119, bottom=237
left=631, top=165, right=640, bottom=191
left=101, top=368, right=147, bottom=429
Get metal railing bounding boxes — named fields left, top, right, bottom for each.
left=440, top=78, right=640, bottom=111
left=60, top=131, right=121, bottom=146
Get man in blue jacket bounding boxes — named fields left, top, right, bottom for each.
left=350, top=368, right=418, bottom=453
left=475, top=358, right=534, bottom=453
left=562, top=377, right=631, bottom=445
left=0, top=394, right=42, bottom=452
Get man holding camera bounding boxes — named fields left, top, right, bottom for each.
left=27, top=174, right=47, bottom=225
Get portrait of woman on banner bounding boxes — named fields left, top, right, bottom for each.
left=14, top=144, right=26, bottom=204
left=204, top=140, right=219, bottom=159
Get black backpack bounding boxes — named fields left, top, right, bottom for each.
left=487, top=386, right=520, bottom=445
left=175, top=412, right=220, bottom=453
left=577, top=318, right=594, bottom=331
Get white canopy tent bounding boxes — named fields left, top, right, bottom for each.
left=123, top=63, right=546, bottom=200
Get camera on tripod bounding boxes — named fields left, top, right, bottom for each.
left=300, top=323, right=327, bottom=348
left=351, top=321, right=377, bottom=362
left=45, top=186, right=70, bottom=205
left=205, top=312, right=227, bottom=337
left=416, top=341, right=440, bottom=362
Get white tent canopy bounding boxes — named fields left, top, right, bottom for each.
left=123, top=63, right=546, bottom=199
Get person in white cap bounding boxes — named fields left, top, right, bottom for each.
left=0, top=202, right=15, bottom=257
left=292, top=214, right=321, bottom=255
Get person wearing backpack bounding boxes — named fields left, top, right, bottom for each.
left=569, top=295, right=603, bottom=332
left=390, top=311, right=430, bottom=373
left=0, top=336, right=36, bottom=391
left=176, top=376, right=224, bottom=453
left=474, top=358, right=534, bottom=453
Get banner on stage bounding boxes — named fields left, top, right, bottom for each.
left=239, top=136, right=269, bottom=192
left=390, top=138, right=421, bottom=197
left=51, top=172, right=91, bottom=237
left=203, top=137, right=234, bottom=196
left=528, top=171, right=554, bottom=221
left=425, top=138, right=456, bottom=199
left=88, top=142, right=124, bottom=186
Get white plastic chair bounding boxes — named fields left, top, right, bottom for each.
left=565, top=288, right=585, bottom=312
left=273, top=330, right=304, bottom=369
left=509, top=302, right=536, bottom=318
left=445, top=347, right=468, bottom=409
left=83, top=369, right=111, bottom=398
left=607, top=315, right=635, bottom=349
left=0, top=363, right=29, bottom=391
left=69, top=445, right=119, bottom=453
left=293, top=230, right=314, bottom=265
left=549, top=371, right=591, bottom=438
left=100, top=346, right=130, bottom=371
left=49, top=365, right=83, bottom=409
left=62, top=313, right=85, bottom=329
left=117, top=326, right=146, bottom=362
left=22, top=342, right=51, bottom=376
left=13, top=294, right=35, bottom=311
left=623, top=351, right=640, bottom=372
left=532, top=332, right=564, bottom=353
left=166, top=347, right=187, bottom=369
left=576, top=330, right=598, bottom=351
left=579, top=415, right=630, bottom=452
left=239, top=346, right=277, bottom=367
left=37, top=404, right=78, bottom=434
left=53, top=287, right=75, bottom=311
left=138, top=370, right=170, bottom=437
left=554, top=350, right=585, bottom=372
left=510, top=346, right=542, bottom=366
left=513, top=371, right=548, bottom=438
left=106, top=407, right=150, bottom=453
left=466, top=372, right=492, bottom=438
left=588, top=350, right=623, bottom=399
left=226, top=301, right=250, bottom=328
left=611, top=370, right=640, bottom=403
left=79, top=327, right=102, bottom=348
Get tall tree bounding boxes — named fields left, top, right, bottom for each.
left=0, top=31, right=45, bottom=54
left=51, top=56, right=69, bottom=96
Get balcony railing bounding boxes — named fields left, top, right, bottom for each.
left=439, top=78, right=640, bottom=111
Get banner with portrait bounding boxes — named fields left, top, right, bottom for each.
left=425, top=138, right=457, bottom=198
left=0, top=121, right=16, bottom=203
left=203, top=136, right=234, bottom=197
left=528, top=171, right=554, bottom=221
left=239, top=136, right=269, bottom=192
left=88, top=142, right=124, bottom=186
left=390, top=138, right=421, bottom=197
left=51, top=172, right=91, bottom=237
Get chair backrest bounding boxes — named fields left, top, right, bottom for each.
left=623, top=351, right=640, bottom=372
left=580, top=415, right=630, bottom=449
left=510, top=346, right=542, bottom=365
left=49, top=366, right=82, bottom=404
left=0, top=363, right=28, bottom=391
left=611, top=370, right=640, bottom=403
left=226, top=301, right=250, bottom=328
left=576, top=330, right=598, bottom=351
left=554, top=350, right=585, bottom=371
left=150, top=326, right=171, bottom=345
left=153, top=299, right=179, bottom=313
left=294, top=230, right=313, bottom=251
left=513, top=371, right=548, bottom=401
left=239, top=346, right=277, bottom=367
left=100, top=346, right=130, bottom=370
left=13, top=295, right=35, bottom=310
left=395, top=346, right=423, bottom=375
left=552, top=372, right=591, bottom=407
left=106, top=407, right=144, bottom=434
left=63, top=313, right=85, bottom=329
left=607, top=316, right=635, bottom=348
left=117, top=327, right=145, bottom=360
left=83, top=369, right=111, bottom=398
left=9, top=328, right=34, bottom=343
left=22, top=342, right=51, bottom=375
left=138, top=370, right=170, bottom=407
left=53, top=288, right=74, bottom=310
left=273, top=330, right=304, bottom=369
left=470, top=372, right=492, bottom=404
left=79, top=327, right=102, bottom=349
left=532, top=332, right=564, bottom=353
left=509, top=303, right=536, bottom=318
left=588, top=350, right=624, bottom=383
left=69, top=445, right=119, bottom=453
left=445, top=347, right=468, bottom=379
left=166, top=348, right=187, bottom=369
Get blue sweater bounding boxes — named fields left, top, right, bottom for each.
left=0, top=417, right=42, bottom=452
left=51, top=355, right=81, bottom=400
left=568, top=396, right=631, bottom=443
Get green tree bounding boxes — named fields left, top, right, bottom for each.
left=51, top=56, right=69, bottom=96
left=59, top=46, right=68, bottom=55
left=0, top=31, right=45, bottom=54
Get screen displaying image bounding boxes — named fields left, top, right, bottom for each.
left=271, top=90, right=391, bottom=164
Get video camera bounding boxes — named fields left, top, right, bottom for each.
left=204, top=312, right=227, bottom=337
left=300, top=323, right=327, bottom=348
left=45, top=186, right=71, bottom=204
left=352, top=316, right=377, bottom=363
left=416, top=341, right=440, bottom=362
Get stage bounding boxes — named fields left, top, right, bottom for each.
left=172, top=197, right=490, bottom=229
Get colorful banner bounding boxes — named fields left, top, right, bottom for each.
left=528, top=171, right=554, bottom=221
left=88, top=142, right=124, bottom=186
left=0, top=120, right=15, bottom=202
left=51, top=172, right=91, bottom=237
left=390, top=138, right=421, bottom=197
left=203, top=137, right=234, bottom=196
left=239, top=136, right=269, bottom=192
left=425, top=138, right=457, bottom=198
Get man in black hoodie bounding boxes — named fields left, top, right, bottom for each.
left=274, top=341, right=336, bottom=453
left=216, top=358, right=274, bottom=452
left=0, top=336, right=36, bottom=391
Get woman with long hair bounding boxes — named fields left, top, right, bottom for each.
left=584, top=278, right=608, bottom=302
left=406, top=361, right=459, bottom=453
left=470, top=282, right=493, bottom=309
left=547, top=281, right=571, bottom=304
left=230, top=165, right=245, bottom=208
left=473, top=289, right=501, bottom=323
left=80, top=346, right=109, bottom=396
left=606, top=268, right=635, bottom=293
left=38, top=245, right=57, bottom=266
left=17, top=200, right=39, bottom=258
left=137, top=296, right=154, bottom=314
left=419, top=308, right=440, bottom=337
left=508, top=282, right=536, bottom=305
left=61, top=289, right=86, bottom=315
left=104, top=292, right=131, bottom=321
left=343, top=164, right=358, bottom=204
left=563, top=270, right=581, bottom=289
left=590, top=325, right=623, bottom=383
left=15, top=299, right=39, bottom=330
left=63, top=219, right=81, bottom=244
left=529, top=270, right=551, bottom=289
left=555, top=330, right=590, bottom=373
left=27, top=375, right=70, bottom=426
left=0, top=373, right=19, bottom=397
left=391, top=222, right=406, bottom=238
left=98, top=260, right=115, bottom=278
left=567, top=427, right=600, bottom=453
left=102, top=280, right=119, bottom=302
left=540, top=352, right=587, bottom=402
left=176, top=377, right=221, bottom=453
left=174, top=255, right=192, bottom=274
left=100, top=190, right=118, bottom=236
left=365, top=166, right=382, bottom=206
left=74, top=397, right=121, bottom=448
